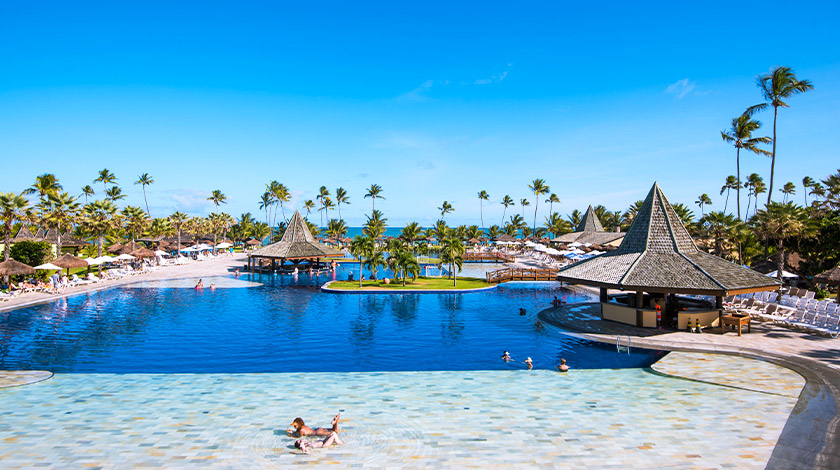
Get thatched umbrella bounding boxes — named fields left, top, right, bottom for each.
left=53, top=253, right=89, bottom=276
left=814, top=265, right=840, bottom=286
left=106, top=243, right=125, bottom=254
left=246, top=239, right=261, bottom=246
left=0, top=259, right=36, bottom=278
left=132, top=247, right=156, bottom=259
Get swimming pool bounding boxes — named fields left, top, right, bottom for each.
left=0, top=266, right=663, bottom=373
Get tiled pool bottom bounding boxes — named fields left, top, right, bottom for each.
left=0, top=368, right=797, bottom=469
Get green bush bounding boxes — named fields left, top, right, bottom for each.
left=814, top=287, right=830, bottom=300
left=10, top=241, right=53, bottom=280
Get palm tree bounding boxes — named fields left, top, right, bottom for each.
left=363, top=210, right=387, bottom=239
left=80, top=185, right=95, bottom=203
left=751, top=202, right=815, bottom=280
left=487, top=225, right=503, bottom=239
left=169, top=211, right=188, bottom=255
left=388, top=248, right=420, bottom=286
left=134, top=173, right=154, bottom=216
left=440, top=235, right=465, bottom=287
left=148, top=218, right=174, bottom=243
left=349, top=236, right=374, bottom=287
left=744, top=173, right=764, bottom=220
left=603, top=211, right=624, bottom=232
left=528, top=179, right=550, bottom=239
left=720, top=175, right=738, bottom=214
left=545, top=193, right=560, bottom=219
left=207, top=212, right=227, bottom=253
left=721, top=112, right=771, bottom=221
left=94, top=168, right=117, bottom=194
left=22, top=173, right=62, bottom=205
left=477, top=190, right=489, bottom=228
left=335, top=187, right=349, bottom=221
left=809, top=183, right=826, bottom=205
left=700, top=211, right=740, bottom=258
left=326, top=218, right=349, bottom=239
left=105, top=186, right=126, bottom=202
left=320, top=197, right=335, bottom=227
left=500, top=195, right=514, bottom=225
left=545, top=212, right=573, bottom=238
left=364, top=248, right=387, bottom=280
left=567, top=209, right=582, bottom=227
left=316, top=186, right=330, bottom=227
left=364, top=184, right=384, bottom=214
left=752, top=180, right=767, bottom=218
left=82, top=200, right=120, bottom=272
left=748, top=67, right=813, bottom=206
left=269, top=182, right=290, bottom=224
left=251, top=222, right=270, bottom=244
left=0, top=192, right=29, bottom=261
left=802, top=176, right=815, bottom=206
left=207, top=189, right=227, bottom=208
left=507, top=214, right=526, bottom=238
left=121, top=206, right=150, bottom=254
left=519, top=198, right=529, bottom=219
left=465, top=225, right=483, bottom=240
left=780, top=182, right=796, bottom=203
left=258, top=192, right=272, bottom=227
left=303, top=200, right=316, bottom=219
left=41, top=192, right=80, bottom=254
left=670, top=203, right=695, bottom=227
left=401, top=221, right=423, bottom=254
left=438, top=201, right=454, bottom=220
left=695, top=194, right=712, bottom=218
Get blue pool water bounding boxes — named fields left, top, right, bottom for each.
left=0, top=266, right=664, bottom=373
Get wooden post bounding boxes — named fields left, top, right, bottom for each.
left=635, top=291, right=644, bottom=309
left=599, top=288, right=608, bottom=303
left=716, top=296, right=723, bottom=309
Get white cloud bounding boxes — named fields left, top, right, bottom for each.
left=473, top=64, right=511, bottom=85
left=396, top=80, right=435, bottom=102
left=665, top=79, right=696, bottom=98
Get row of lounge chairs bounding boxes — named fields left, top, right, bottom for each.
left=726, top=291, right=840, bottom=338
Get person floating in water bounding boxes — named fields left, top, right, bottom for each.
left=552, top=296, right=560, bottom=307
left=295, top=432, right=343, bottom=454
left=234, top=268, right=240, bottom=277
left=557, top=358, right=569, bottom=372
left=525, top=357, right=533, bottom=370
left=210, top=283, right=216, bottom=290
left=501, top=351, right=512, bottom=362
left=195, top=279, right=204, bottom=289
left=288, top=413, right=341, bottom=437
left=519, top=307, right=526, bottom=316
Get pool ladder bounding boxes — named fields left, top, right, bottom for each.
left=616, top=336, right=631, bottom=354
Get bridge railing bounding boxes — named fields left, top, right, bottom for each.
left=486, top=267, right=559, bottom=283
left=464, top=252, right=515, bottom=263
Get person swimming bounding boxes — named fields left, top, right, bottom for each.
left=288, top=413, right=340, bottom=437
left=195, top=279, right=204, bottom=289
left=295, top=431, right=343, bottom=454
left=501, top=351, right=512, bottom=362
left=525, top=357, right=533, bottom=370
left=557, top=358, right=569, bottom=372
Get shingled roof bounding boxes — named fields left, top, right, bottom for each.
left=12, top=226, right=42, bottom=241
left=577, top=205, right=605, bottom=232
left=553, top=205, right=625, bottom=245
left=249, top=211, right=343, bottom=260
left=556, top=183, right=781, bottom=296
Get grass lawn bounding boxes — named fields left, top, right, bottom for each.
left=328, top=276, right=491, bottom=291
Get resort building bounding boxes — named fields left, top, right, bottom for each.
left=551, top=205, right=625, bottom=247
left=246, top=210, right=343, bottom=272
left=556, top=183, right=780, bottom=330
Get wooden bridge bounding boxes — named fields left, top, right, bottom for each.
left=463, top=252, right=515, bottom=263
left=486, top=267, right=559, bottom=283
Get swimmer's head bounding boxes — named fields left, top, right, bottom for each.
left=291, top=418, right=305, bottom=430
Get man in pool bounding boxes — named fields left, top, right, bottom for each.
left=557, top=358, right=569, bottom=372
left=288, top=413, right=341, bottom=437
left=295, top=431, right=343, bottom=454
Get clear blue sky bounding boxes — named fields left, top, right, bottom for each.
left=2, top=1, right=838, bottom=227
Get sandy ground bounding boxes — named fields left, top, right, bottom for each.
left=0, top=254, right=248, bottom=313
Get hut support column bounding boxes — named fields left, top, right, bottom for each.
left=716, top=296, right=723, bottom=309
left=599, top=288, right=608, bottom=303
left=635, top=291, right=644, bottom=308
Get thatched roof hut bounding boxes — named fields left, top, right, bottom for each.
left=248, top=211, right=343, bottom=270
left=12, top=226, right=42, bottom=242
left=552, top=205, right=625, bottom=247
left=557, top=183, right=780, bottom=297
left=492, top=234, right=518, bottom=243
left=814, top=265, right=840, bottom=286
left=53, top=253, right=89, bottom=269
left=0, top=259, right=36, bottom=276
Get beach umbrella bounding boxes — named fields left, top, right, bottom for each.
left=52, top=253, right=90, bottom=275
left=116, top=253, right=136, bottom=260
left=765, top=270, right=798, bottom=279
left=95, top=255, right=116, bottom=263
left=154, top=250, right=168, bottom=257
left=216, top=242, right=233, bottom=249
left=35, top=262, right=62, bottom=270
left=84, top=257, right=102, bottom=265
left=0, top=259, right=36, bottom=276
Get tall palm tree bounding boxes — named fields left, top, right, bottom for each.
left=94, top=168, right=117, bottom=194
left=440, top=235, right=465, bottom=287
left=720, top=175, right=738, bottom=214
left=121, top=206, right=150, bottom=254
left=519, top=198, right=529, bottom=219
left=528, top=179, right=550, bottom=238
left=303, top=200, right=316, bottom=219
left=567, top=209, right=582, bottom=227
left=0, top=193, right=29, bottom=261
left=721, top=113, right=771, bottom=221
left=134, top=173, right=154, bottom=217
left=269, top=181, right=290, bottom=224
left=208, top=190, right=227, bottom=208
left=82, top=200, right=120, bottom=272
left=316, top=186, right=330, bottom=228
left=545, top=193, right=560, bottom=219
left=438, top=201, right=454, bottom=220
left=802, top=176, right=815, bottom=206
left=22, top=173, right=62, bottom=205
left=169, top=211, right=189, bottom=255
left=477, top=190, right=489, bottom=228
left=363, top=210, right=387, bottom=239
left=752, top=179, right=767, bottom=218
left=744, top=173, right=764, bottom=222
left=507, top=214, right=526, bottom=238
left=695, top=194, right=712, bottom=218
left=258, top=192, right=272, bottom=227
left=500, top=195, right=514, bottom=225
left=487, top=225, right=503, bottom=239
left=751, top=202, right=815, bottom=280
left=326, top=218, right=349, bottom=240
left=207, top=213, right=226, bottom=253
left=80, top=185, right=95, bottom=203
left=400, top=221, right=422, bottom=255
left=780, top=182, right=796, bottom=203
left=41, top=192, right=80, bottom=254
left=748, top=66, right=813, bottom=206
left=364, top=184, right=384, bottom=214
left=320, top=197, right=335, bottom=227
left=335, top=187, right=349, bottom=221
left=545, top=212, right=573, bottom=238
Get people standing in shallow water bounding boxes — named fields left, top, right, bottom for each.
left=295, top=432, right=343, bottom=454
left=501, top=351, right=512, bottom=362
left=195, top=279, right=204, bottom=289
left=557, top=358, right=569, bottom=372
left=288, top=413, right=341, bottom=437
left=525, top=357, right=533, bottom=370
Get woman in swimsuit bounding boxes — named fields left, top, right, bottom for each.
left=289, top=413, right=340, bottom=437
left=295, top=431, right=343, bottom=454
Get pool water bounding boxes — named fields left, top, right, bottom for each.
left=0, top=266, right=663, bottom=373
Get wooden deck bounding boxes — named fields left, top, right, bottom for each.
left=463, top=252, right=515, bottom=263
left=486, top=267, right=558, bottom=283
